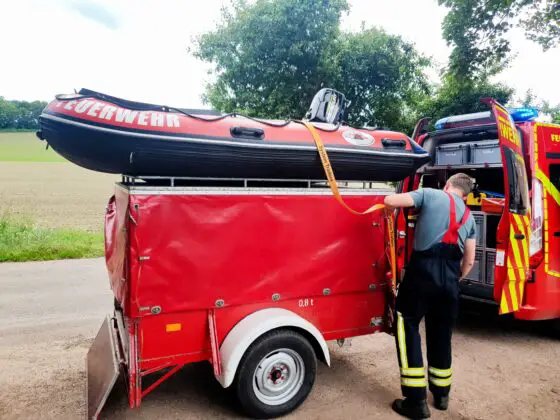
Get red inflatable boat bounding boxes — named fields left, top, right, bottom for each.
left=38, top=89, right=429, bottom=181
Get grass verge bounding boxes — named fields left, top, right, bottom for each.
left=0, top=215, right=104, bottom=262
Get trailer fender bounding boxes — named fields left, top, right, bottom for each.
left=216, top=308, right=330, bottom=388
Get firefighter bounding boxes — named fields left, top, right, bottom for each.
left=384, top=173, right=477, bottom=419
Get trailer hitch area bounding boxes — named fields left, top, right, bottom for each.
left=87, top=314, right=123, bottom=420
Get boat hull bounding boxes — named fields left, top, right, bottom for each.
left=38, top=90, right=430, bottom=181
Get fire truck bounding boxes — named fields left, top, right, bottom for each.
left=400, top=99, right=560, bottom=320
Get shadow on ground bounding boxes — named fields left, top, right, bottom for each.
left=456, top=298, right=559, bottom=341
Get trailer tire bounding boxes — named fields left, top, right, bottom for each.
left=233, top=329, right=317, bottom=419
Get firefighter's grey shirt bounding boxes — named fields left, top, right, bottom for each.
left=409, top=188, right=477, bottom=252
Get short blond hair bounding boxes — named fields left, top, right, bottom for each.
left=447, top=173, right=474, bottom=196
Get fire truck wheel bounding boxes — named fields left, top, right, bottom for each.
left=233, top=329, right=317, bottom=419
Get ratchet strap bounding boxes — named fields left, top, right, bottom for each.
left=301, top=121, right=397, bottom=290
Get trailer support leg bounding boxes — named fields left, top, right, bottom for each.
left=128, top=321, right=141, bottom=408
left=141, top=364, right=184, bottom=399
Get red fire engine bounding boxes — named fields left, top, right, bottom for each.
left=401, top=99, right=560, bottom=320
left=87, top=100, right=560, bottom=419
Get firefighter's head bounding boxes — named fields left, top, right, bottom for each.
left=444, top=173, right=474, bottom=198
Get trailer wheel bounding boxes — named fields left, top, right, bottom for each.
left=233, top=329, right=317, bottom=419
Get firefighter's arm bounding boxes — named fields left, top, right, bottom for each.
left=460, top=238, right=476, bottom=279
left=383, top=193, right=415, bottom=211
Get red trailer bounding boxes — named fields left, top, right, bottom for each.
left=87, top=177, right=394, bottom=419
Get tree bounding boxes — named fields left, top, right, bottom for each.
left=0, top=97, right=47, bottom=130
left=439, top=0, right=560, bottom=81
left=418, top=76, right=514, bottom=127
left=0, top=98, right=19, bottom=129
left=192, top=0, right=431, bottom=131
left=515, top=89, right=560, bottom=123
left=328, top=28, right=430, bottom=132
left=193, top=0, right=349, bottom=120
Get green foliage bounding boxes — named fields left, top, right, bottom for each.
left=193, top=0, right=430, bottom=131
left=439, top=0, right=560, bottom=81
left=0, top=214, right=104, bottom=262
left=194, top=0, right=350, bottom=119
left=520, top=0, right=560, bottom=50
left=419, top=76, right=514, bottom=127
left=0, top=132, right=65, bottom=162
left=515, top=89, right=560, bottom=123
left=0, top=97, right=47, bottom=130
left=328, top=28, right=430, bottom=132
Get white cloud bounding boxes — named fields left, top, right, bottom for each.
left=71, top=0, right=121, bottom=30
left=0, top=0, right=558, bottom=110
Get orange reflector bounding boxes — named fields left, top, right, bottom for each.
left=166, top=323, right=181, bottom=332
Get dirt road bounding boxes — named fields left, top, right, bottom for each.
left=1, top=259, right=558, bottom=419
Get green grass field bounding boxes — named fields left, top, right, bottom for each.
left=1, top=131, right=109, bottom=262
left=0, top=131, right=66, bottom=162
left=0, top=214, right=104, bottom=262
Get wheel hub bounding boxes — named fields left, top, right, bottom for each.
left=253, top=348, right=305, bottom=406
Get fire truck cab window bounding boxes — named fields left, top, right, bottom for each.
left=550, top=164, right=560, bottom=190
left=504, top=147, right=529, bottom=215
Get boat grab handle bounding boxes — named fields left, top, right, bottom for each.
left=381, top=138, right=407, bottom=149
left=231, top=126, right=265, bottom=140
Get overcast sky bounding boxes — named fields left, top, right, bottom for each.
left=1, top=0, right=559, bottom=108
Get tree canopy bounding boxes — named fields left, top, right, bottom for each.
left=194, top=0, right=349, bottom=120
left=0, top=98, right=47, bottom=130
left=418, top=77, right=514, bottom=128
left=439, top=0, right=560, bottom=80
left=328, top=28, right=430, bottom=131
left=193, top=0, right=431, bottom=132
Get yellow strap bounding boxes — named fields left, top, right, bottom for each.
left=300, top=120, right=397, bottom=289
left=301, top=121, right=386, bottom=215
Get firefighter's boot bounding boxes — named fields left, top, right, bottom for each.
left=434, top=395, right=449, bottom=411
left=391, top=398, right=431, bottom=419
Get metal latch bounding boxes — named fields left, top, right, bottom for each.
left=398, top=230, right=406, bottom=238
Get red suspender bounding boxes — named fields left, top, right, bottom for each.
left=441, top=192, right=471, bottom=244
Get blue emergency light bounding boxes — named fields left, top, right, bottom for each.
left=508, top=107, right=539, bottom=122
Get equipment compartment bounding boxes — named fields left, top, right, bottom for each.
left=473, top=212, right=485, bottom=248
left=435, top=143, right=469, bottom=166
left=466, top=249, right=484, bottom=283
left=486, top=249, right=496, bottom=285
left=470, top=140, right=501, bottom=165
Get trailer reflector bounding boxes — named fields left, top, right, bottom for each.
left=165, top=323, right=182, bottom=332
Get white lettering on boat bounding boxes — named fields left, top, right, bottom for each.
left=87, top=102, right=104, bottom=118
left=63, top=100, right=181, bottom=128
left=166, top=114, right=180, bottom=128
left=151, top=112, right=165, bottom=127
left=137, top=112, right=148, bottom=126
left=75, top=100, right=94, bottom=114
left=99, top=105, right=117, bottom=120
left=115, top=109, right=139, bottom=124
left=64, top=100, right=77, bottom=111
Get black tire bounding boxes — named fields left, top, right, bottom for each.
left=233, top=329, right=317, bottom=419
left=549, top=318, right=560, bottom=337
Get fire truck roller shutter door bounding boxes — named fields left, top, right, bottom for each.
left=216, top=308, right=330, bottom=388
